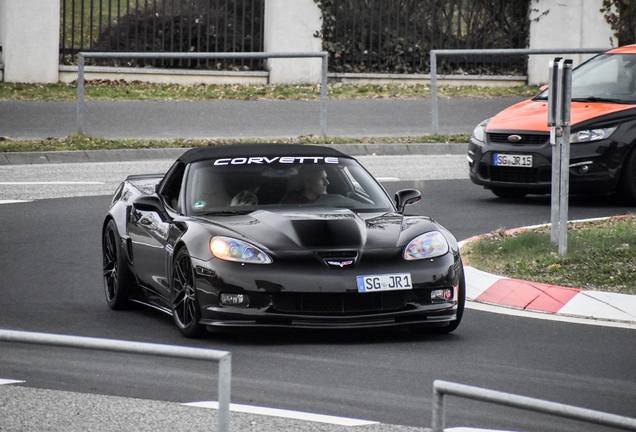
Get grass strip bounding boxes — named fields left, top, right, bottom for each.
left=0, top=81, right=541, bottom=101
left=0, top=135, right=472, bottom=153
left=461, top=215, right=636, bottom=295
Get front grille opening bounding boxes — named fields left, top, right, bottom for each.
left=488, top=133, right=548, bottom=145
left=272, top=291, right=408, bottom=315
left=490, top=166, right=540, bottom=183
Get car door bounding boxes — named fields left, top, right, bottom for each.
left=128, top=162, right=188, bottom=300
left=128, top=204, right=172, bottom=297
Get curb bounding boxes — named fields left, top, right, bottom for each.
left=0, top=143, right=469, bottom=165
left=460, top=220, right=636, bottom=325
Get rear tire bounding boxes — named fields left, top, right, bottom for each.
left=102, top=219, right=134, bottom=310
left=171, top=248, right=206, bottom=338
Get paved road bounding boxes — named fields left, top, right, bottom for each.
left=2, top=96, right=635, bottom=432
left=0, top=97, right=526, bottom=140
left=1, top=154, right=635, bottom=432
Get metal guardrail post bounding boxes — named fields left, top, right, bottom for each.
left=77, top=53, right=85, bottom=136
left=429, top=51, right=438, bottom=136
left=429, top=48, right=608, bottom=135
left=320, top=52, right=328, bottom=139
left=75, top=52, right=328, bottom=139
left=432, top=380, right=636, bottom=432
left=0, top=329, right=232, bottom=432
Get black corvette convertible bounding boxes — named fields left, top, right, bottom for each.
left=102, top=144, right=465, bottom=337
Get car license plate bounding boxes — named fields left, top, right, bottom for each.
left=357, top=273, right=412, bottom=293
left=493, top=154, right=533, bottom=167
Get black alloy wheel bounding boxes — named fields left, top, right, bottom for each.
left=102, top=219, right=133, bottom=309
left=171, top=248, right=205, bottom=338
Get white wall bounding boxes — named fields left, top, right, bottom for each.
left=263, top=0, right=322, bottom=85
left=528, top=0, right=615, bottom=85
left=0, top=0, right=618, bottom=85
left=1, top=0, right=59, bottom=83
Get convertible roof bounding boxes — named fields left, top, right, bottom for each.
left=177, top=143, right=350, bottom=165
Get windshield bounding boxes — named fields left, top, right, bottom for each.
left=536, top=53, right=636, bottom=104
left=184, top=156, right=394, bottom=215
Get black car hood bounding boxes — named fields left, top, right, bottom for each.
left=199, top=209, right=442, bottom=251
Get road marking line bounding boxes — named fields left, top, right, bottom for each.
left=0, top=200, right=31, bottom=204
left=377, top=177, right=400, bottom=181
left=183, top=401, right=378, bottom=426
left=0, top=379, right=25, bottom=385
left=447, top=428, right=518, bottom=432
left=467, top=301, right=636, bottom=330
left=0, top=181, right=105, bottom=185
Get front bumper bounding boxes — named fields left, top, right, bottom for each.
left=467, top=133, right=627, bottom=195
left=192, top=252, right=462, bottom=329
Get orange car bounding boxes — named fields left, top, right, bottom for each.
left=468, top=45, right=636, bottom=203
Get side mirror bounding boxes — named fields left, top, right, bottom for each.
left=395, top=189, right=421, bottom=213
left=133, top=195, right=171, bottom=221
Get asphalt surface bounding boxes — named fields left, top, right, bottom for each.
left=0, top=147, right=461, bottom=432
left=1, top=96, right=634, bottom=432
left=0, top=97, right=526, bottom=140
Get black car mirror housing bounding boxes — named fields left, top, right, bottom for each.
left=133, top=195, right=171, bottom=221
left=395, top=189, right=421, bottom=213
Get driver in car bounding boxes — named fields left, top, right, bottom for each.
left=281, top=165, right=330, bottom=204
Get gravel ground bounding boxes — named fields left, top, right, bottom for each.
left=0, top=385, right=431, bottom=432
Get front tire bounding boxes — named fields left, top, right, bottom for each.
left=171, top=248, right=206, bottom=338
left=102, top=219, right=134, bottom=310
left=618, top=146, right=636, bottom=205
left=434, top=266, right=466, bottom=334
left=410, top=265, right=466, bottom=335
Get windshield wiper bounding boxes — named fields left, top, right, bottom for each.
left=572, top=96, right=634, bottom=104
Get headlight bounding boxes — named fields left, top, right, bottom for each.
left=404, top=231, right=449, bottom=260
left=210, top=236, right=272, bottom=264
left=471, top=118, right=491, bottom=143
left=571, top=126, right=617, bottom=143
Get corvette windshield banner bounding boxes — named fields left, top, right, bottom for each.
left=213, top=156, right=339, bottom=166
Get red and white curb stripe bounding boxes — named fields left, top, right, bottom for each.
left=460, top=218, right=636, bottom=324
left=463, top=265, right=636, bottom=322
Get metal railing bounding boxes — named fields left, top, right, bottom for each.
left=60, top=0, right=265, bottom=70
left=0, top=329, right=232, bottom=432
left=323, top=0, right=530, bottom=74
left=429, top=48, right=609, bottom=135
left=432, top=380, right=636, bottom=432
left=76, top=51, right=329, bottom=138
